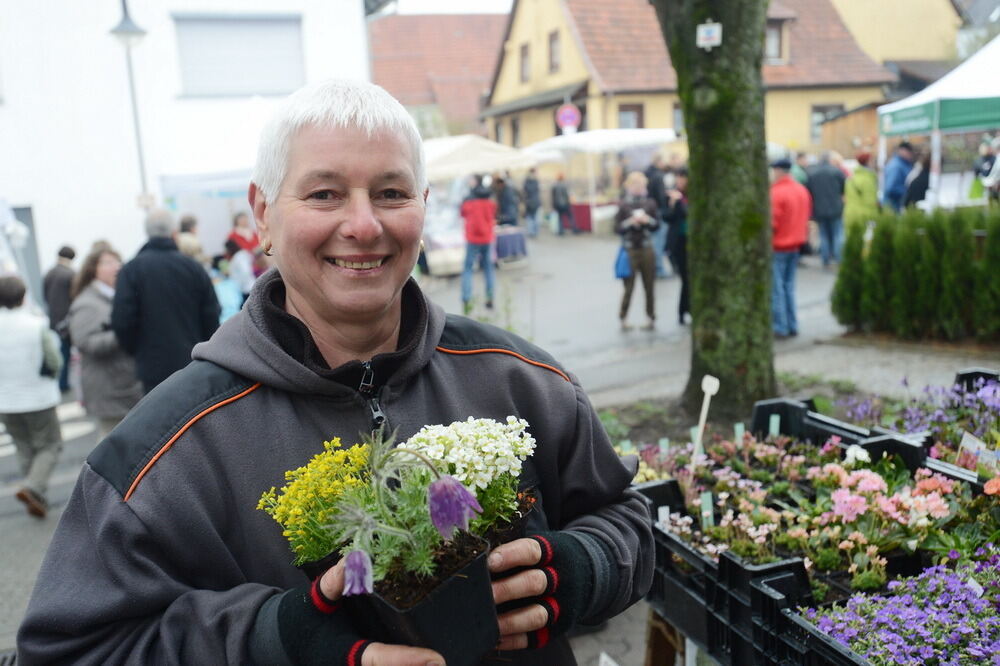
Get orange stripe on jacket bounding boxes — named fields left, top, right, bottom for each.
left=123, top=383, right=262, bottom=501
left=435, top=346, right=571, bottom=383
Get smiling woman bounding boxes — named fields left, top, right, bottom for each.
left=18, top=79, right=653, bottom=666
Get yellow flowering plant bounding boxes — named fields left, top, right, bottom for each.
left=257, top=438, right=370, bottom=565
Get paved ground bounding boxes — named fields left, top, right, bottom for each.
left=2, top=228, right=997, bottom=662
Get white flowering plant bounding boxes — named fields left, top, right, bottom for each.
left=398, top=416, right=537, bottom=538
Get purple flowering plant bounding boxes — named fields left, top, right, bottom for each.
left=839, top=378, right=1000, bottom=477
left=803, top=543, right=1000, bottom=665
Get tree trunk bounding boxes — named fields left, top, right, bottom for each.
left=650, top=0, right=775, bottom=420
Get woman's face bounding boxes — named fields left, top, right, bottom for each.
left=252, top=124, right=426, bottom=325
left=234, top=214, right=249, bottom=230
left=95, top=253, right=121, bottom=287
left=627, top=181, right=647, bottom=197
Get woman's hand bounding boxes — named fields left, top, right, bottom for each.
left=319, top=563, right=446, bottom=666
left=489, top=538, right=548, bottom=650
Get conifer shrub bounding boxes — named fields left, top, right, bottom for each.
left=913, top=212, right=945, bottom=339
left=890, top=211, right=922, bottom=339
left=938, top=210, right=976, bottom=340
left=831, top=221, right=865, bottom=330
left=974, top=210, right=1000, bottom=340
left=860, top=216, right=895, bottom=332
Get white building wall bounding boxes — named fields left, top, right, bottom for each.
left=0, top=0, right=368, bottom=271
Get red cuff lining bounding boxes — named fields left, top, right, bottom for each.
left=347, top=639, right=369, bottom=666
left=309, top=579, right=340, bottom=615
left=534, top=535, right=554, bottom=566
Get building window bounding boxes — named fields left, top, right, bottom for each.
left=174, top=15, right=305, bottom=97
left=495, top=120, right=505, bottom=145
left=810, top=104, right=844, bottom=144
left=520, top=43, right=530, bottom=83
left=618, top=104, right=644, bottom=129
left=548, top=31, right=560, bottom=73
left=511, top=116, right=521, bottom=147
left=673, top=102, right=685, bottom=134
left=765, top=20, right=784, bottom=62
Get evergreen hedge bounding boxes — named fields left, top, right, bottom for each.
left=832, top=207, right=1000, bottom=342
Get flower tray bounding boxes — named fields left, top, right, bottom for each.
left=344, top=544, right=499, bottom=666
left=954, top=367, right=999, bottom=391
left=750, top=398, right=870, bottom=446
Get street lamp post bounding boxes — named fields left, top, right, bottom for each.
left=110, top=0, right=151, bottom=209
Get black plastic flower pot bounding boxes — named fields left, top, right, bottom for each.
left=954, top=367, right=999, bottom=391
left=297, top=551, right=340, bottom=581
left=344, top=542, right=499, bottom=666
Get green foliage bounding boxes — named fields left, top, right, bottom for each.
left=975, top=211, right=1000, bottom=340
left=598, top=409, right=629, bottom=443
left=890, top=211, right=921, bottom=339
left=914, top=212, right=945, bottom=338
left=830, top=207, right=1000, bottom=341
left=851, top=567, right=887, bottom=591
left=813, top=547, right=843, bottom=571
left=860, top=216, right=895, bottom=332
left=831, top=221, right=865, bottom=329
left=469, top=474, right=518, bottom=537
left=939, top=210, right=976, bottom=340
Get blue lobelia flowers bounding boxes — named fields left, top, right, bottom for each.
left=428, top=475, right=483, bottom=541
left=343, top=549, right=374, bottom=596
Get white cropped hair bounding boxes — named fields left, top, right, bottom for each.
left=251, top=80, right=426, bottom=202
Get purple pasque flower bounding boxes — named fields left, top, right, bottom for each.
left=343, top=549, right=373, bottom=596
left=428, top=474, right=482, bottom=540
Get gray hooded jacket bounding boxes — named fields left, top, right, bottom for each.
left=17, top=270, right=652, bottom=665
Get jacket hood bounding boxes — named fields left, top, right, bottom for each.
left=193, top=269, right=446, bottom=397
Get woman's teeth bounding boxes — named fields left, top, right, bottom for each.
left=333, top=258, right=385, bottom=269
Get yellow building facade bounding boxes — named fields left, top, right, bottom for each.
left=829, top=0, right=961, bottom=63
left=484, top=0, right=898, bottom=155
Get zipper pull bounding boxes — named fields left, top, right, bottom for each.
left=359, top=360, right=374, bottom=396
left=369, top=397, right=387, bottom=434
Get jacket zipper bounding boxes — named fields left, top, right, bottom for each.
left=359, top=360, right=388, bottom=434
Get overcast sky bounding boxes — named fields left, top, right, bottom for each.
left=394, top=0, right=512, bottom=14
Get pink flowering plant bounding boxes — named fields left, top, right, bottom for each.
left=261, top=418, right=535, bottom=596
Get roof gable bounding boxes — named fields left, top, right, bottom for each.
left=369, top=14, right=506, bottom=128
left=557, top=0, right=894, bottom=93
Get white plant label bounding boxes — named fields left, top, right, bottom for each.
left=598, top=652, right=620, bottom=666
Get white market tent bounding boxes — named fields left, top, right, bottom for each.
left=877, top=34, right=1000, bottom=207
left=423, top=134, right=541, bottom=183
left=523, top=128, right=679, bottom=222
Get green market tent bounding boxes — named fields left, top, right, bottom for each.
left=878, top=35, right=1000, bottom=137
left=877, top=34, right=1000, bottom=207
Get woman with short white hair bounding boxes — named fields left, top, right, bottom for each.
left=20, top=80, right=653, bottom=666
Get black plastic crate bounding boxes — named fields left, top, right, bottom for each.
left=750, top=570, right=813, bottom=665
left=706, top=550, right=810, bottom=657
left=633, top=479, right=678, bottom=519
left=0, top=650, right=15, bottom=666
left=924, top=456, right=986, bottom=494
left=648, top=572, right=710, bottom=651
left=857, top=434, right=927, bottom=472
left=750, top=399, right=870, bottom=446
left=954, top=367, right=999, bottom=391
left=780, top=609, right=870, bottom=666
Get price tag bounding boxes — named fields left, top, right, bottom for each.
left=690, top=427, right=699, bottom=446
left=618, top=439, right=634, bottom=453
left=734, top=422, right=745, bottom=442
left=658, top=437, right=671, bottom=454
left=658, top=505, right=671, bottom=525
left=967, top=578, right=985, bottom=597
left=700, top=491, right=715, bottom=529
left=769, top=414, right=781, bottom=437
left=598, top=653, right=621, bottom=666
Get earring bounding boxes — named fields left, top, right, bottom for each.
left=261, top=241, right=273, bottom=257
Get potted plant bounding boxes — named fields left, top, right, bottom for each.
left=258, top=416, right=536, bottom=666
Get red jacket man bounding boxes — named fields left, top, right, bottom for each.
left=770, top=170, right=811, bottom=251
left=460, top=186, right=497, bottom=245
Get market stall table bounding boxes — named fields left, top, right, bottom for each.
left=494, top=226, right=527, bottom=262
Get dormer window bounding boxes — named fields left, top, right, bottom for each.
left=765, top=20, right=785, bottom=62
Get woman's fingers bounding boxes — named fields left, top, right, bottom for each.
left=487, top=538, right=542, bottom=574
left=497, top=603, right=549, bottom=636
left=318, top=560, right=345, bottom=601
left=362, top=642, right=445, bottom=666
left=497, top=633, right=529, bottom=651
left=491, top=568, right=548, bottom=605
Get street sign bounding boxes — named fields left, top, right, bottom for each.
left=696, top=20, right=722, bottom=51
left=555, top=103, right=581, bottom=132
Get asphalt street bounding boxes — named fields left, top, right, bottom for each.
left=1, top=228, right=997, bottom=662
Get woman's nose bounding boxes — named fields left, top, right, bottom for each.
left=340, top=192, right=383, bottom=242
